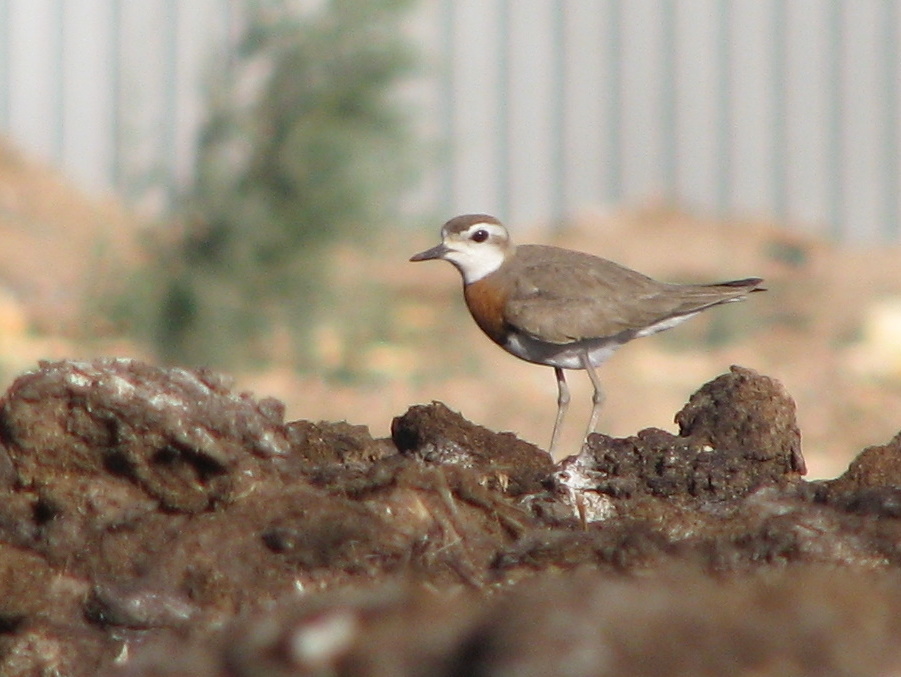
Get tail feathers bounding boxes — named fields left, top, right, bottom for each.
left=636, top=277, right=765, bottom=338
left=670, top=277, right=765, bottom=315
left=709, top=277, right=766, bottom=293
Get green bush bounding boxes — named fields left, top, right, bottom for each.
left=124, top=0, right=421, bottom=368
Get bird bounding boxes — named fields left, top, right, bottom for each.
left=410, top=214, right=765, bottom=456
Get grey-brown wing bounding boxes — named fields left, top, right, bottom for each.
left=502, top=246, right=673, bottom=343
left=502, top=246, right=758, bottom=344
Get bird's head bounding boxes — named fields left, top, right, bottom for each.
left=410, top=214, right=513, bottom=284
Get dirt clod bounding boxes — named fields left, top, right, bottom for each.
left=676, top=364, right=806, bottom=475
left=391, top=401, right=554, bottom=496
left=0, top=358, right=291, bottom=512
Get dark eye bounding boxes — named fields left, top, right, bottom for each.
left=471, top=229, right=489, bottom=243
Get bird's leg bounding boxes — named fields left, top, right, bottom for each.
left=581, top=352, right=605, bottom=443
left=549, top=366, right=570, bottom=456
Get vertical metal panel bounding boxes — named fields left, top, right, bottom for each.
left=0, top=0, right=8, bottom=127
left=7, top=0, right=59, bottom=160
left=549, top=1, right=566, bottom=222
left=713, top=0, right=733, bottom=213
left=730, top=0, right=777, bottom=218
left=61, top=0, right=117, bottom=194
left=438, top=0, right=456, bottom=218
left=601, top=0, right=623, bottom=202
left=51, top=2, right=64, bottom=163
left=842, top=1, right=891, bottom=241
left=619, top=2, right=669, bottom=201
left=505, top=0, right=560, bottom=226
left=770, top=0, right=788, bottom=221
left=496, top=0, right=511, bottom=220
left=445, top=0, right=508, bottom=217
left=783, top=0, right=835, bottom=234
left=559, top=2, right=605, bottom=213
left=825, top=1, right=844, bottom=238
left=659, top=0, right=678, bottom=198
left=116, top=0, right=172, bottom=206
left=880, top=0, right=900, bottom=240
left=394, top=0, right=449, bottom=222
left=109, top=0, right=123, bottom=191
left=672, top=0, right=721, bottom=212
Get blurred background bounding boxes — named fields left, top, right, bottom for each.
left=0, top=0, right=900, bottom=478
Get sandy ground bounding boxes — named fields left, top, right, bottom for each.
left=1, top=136, right=901, bottom=481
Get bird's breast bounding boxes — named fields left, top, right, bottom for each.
left=463, top=275, right=511, bottom=347
left=464, top=269, right=627, bottom=369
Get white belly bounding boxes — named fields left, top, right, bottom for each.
left=503, top=332, right=624, bottom=369
left=502, top=311, right=701, bottom=370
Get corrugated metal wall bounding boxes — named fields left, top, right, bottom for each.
left=435, top=0, right=901, bottom=241
left=0, top=0, right=899, bottom=240
left=0, top=0, right=237, bottom=212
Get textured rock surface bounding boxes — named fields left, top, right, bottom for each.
left=391, top=400, right=554, bottom=496
left=676, top=364, right=806, bottom=475
left=0, top=359, right=898, bottom=676
left=0, top=358, right=291, bottom=511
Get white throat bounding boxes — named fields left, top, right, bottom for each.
left=446, top=245, right=506, bottom=284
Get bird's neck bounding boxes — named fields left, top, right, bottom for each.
left=455, top=244, right=515, bottom=285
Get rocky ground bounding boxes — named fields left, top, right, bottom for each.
left=2, top=358, right=901, bottom=675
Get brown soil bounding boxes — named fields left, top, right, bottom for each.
left=0, top=358, right=900, bottom=675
